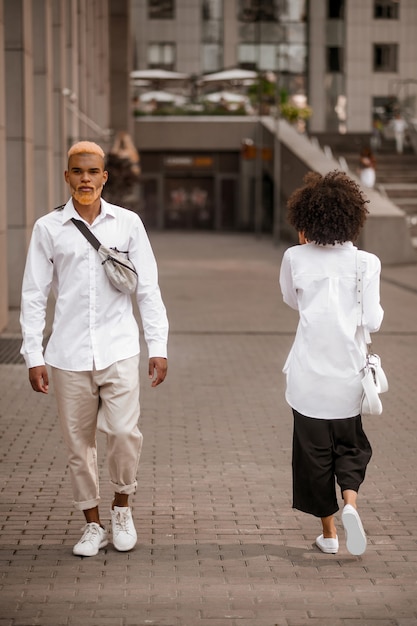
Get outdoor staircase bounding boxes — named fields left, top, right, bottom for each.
left=338, top=143, right=417, bottom=249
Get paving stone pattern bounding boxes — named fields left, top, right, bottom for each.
left=0, top=232, right=416, bottom=626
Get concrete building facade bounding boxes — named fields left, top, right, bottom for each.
left=309, top=0, right=417, bottom=133
left=1, top=0, right=417, bottom=332
left=132, top=0, right=417, bottom=132
left=0, top=0, right=132, bottom=332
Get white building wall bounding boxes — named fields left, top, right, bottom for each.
left=345, top=0, right=417, bottom=132
left=4, top=0, right=35, bottom=308
left=132, top=0, right=202, bottom=75
left=307, top=0, right=327, bottom=133
left=0, top=0, right=114, bottom=327
left=307, top=0, right=417, bottom=133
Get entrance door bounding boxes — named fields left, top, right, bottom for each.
left=219, top=178, right=237, bottom=230
left=164, top=177, right=214, bottom=229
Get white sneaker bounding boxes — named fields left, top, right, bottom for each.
left=342, top=504, right=367, bottom=555
left=315, top=534, right=339, bottom=554
left=73, top=522, right=108, bottom=557
left=111, top=506, right=137, bottom=552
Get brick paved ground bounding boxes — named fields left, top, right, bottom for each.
left=1, top=232, right=416, bottom=626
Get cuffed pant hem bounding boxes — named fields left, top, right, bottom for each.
left=110, top=481, right=137, bottom=495
left=339, top=483, right=361, bottom=492
left=74, top=497, right=101, bottom=512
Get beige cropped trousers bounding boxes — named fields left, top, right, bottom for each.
left=51, top=356, right=143, bottom=511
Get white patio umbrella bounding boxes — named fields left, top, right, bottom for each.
left=201, top=68, right=258, bottom=83
left=139, top=90, right=186, bottom=105
left=131, top=79, right=151, bottom=88
left=204, top=91, right=248, bottom=103
left=130, top=69, right=189, bottom=81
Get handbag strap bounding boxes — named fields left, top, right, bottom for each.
left=356, top=251, right=372, bottom=348
left=71, top=218, right=101, bottom=251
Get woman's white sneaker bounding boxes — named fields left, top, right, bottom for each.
left=111, top=506, right=137, bottom=551
left=73, top=522, right=108, bottom=557
left=315, top=534, right=339, bottom=554
left=342, top=504, right=367, bottom=555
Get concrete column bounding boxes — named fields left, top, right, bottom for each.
left=88, top=1, right=107, bottom=144
left=109, top=0, right=132, bottom=135
left=63, top=0, right=79, bottom=145
left=96, top=0, right=110, bottom=152
left=33, top=0, right=54, bottom=218
left=52, top=0, right=68, bottom=203
left=77, top=0, right=88, bottom=140
left=4, top=0, right=35, bottom=308
left=0, top=0, right=8, bottom=330
left=307, top=0, right=327, bottom=132
left=223, top=0, right=238, bottom=68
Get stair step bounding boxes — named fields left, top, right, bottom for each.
left=387, top=197, right=417, bottom=206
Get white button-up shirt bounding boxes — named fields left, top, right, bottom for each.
left=20, top=198, right=168, bottom=371
left=279, top=242, right=383, bottom=419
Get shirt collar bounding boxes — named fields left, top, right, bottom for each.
left=61, top=197, right=116, bottom=224
left=307, top=241, right=355, bottom=249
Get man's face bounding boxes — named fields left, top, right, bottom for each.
left=65, top=153, right=108, bottom=206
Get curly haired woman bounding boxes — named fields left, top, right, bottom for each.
left=279, top=171, right=384, bottom=556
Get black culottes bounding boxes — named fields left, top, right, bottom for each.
left=292, top=409, right=372, bottom=518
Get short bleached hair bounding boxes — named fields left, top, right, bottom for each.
left=67, top=141, right=105, bottom=161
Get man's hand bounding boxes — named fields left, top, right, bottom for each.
left=148, top=357, right=167, bottom=387
left=29, top=366, right=49, bottom=394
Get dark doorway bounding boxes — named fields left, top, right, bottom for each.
left=164, top=177, right=214, bottom=229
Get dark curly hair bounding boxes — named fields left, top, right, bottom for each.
left=287, top=170, right=370, bottom=245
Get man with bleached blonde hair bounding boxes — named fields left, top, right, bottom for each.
left=20, top=140, right=169, bottom=557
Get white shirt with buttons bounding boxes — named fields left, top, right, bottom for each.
left=279, top=241, right=383, bottom=419
left=20, top=198, right=168, bottom=371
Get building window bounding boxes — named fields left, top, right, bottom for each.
left=203, top=0, right=223, bottom=21
left=328, top=0, right=344, bottom=19
left=239, top=0, right=279, bottom=22
left=373, top=43, right=398, bottom=72
left=202, top=0, right=223, bottom=73
left=148, top=0, right=175, bottom=19
left=327, top=47, right=344, bottom=72
left=374, top=1, right=399, bottom=19
left=147, top=43, right=176, bottom=70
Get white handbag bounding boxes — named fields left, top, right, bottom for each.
left=356, top=253, right=388, bottom=416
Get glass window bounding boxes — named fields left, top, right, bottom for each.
left=327, top=46, right=344, bottom=72
left=202, top=0, right=222, bottom=21
left=374, top=1, right=399, bottom=19
left=238, top=44, right=257, bottom=70
left=238, top=43, right=306, bottom=73
left=373, top=43, right=398, bottom=72
left=202, top=44, right=222, bottom=73
left=239, top=0, right=306, bottom=23
left=202, top=0, right=223, bottom=72
left=328, top=0, right=344, bottom=19
left=148, top=0, right=175, bottom=19
left=147, top=43, right=176, bottom=70
left=279, top=0, right=307, bottom=22
left=238, top=0, right=278, bottom=22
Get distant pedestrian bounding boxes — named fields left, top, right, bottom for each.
left=279, top=170, right=384, bottom=556
left=358, top=146, right=376, bottom=189
left=370, top=118, right=383, bottom=153
left=391, top=113, right=407, bottom=154
left=20, top=140, right=169, bottom=557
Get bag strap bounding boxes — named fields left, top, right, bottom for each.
left=356, top=251, right=372, bottom=348
left=71, top=218, right=101, bottom=251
